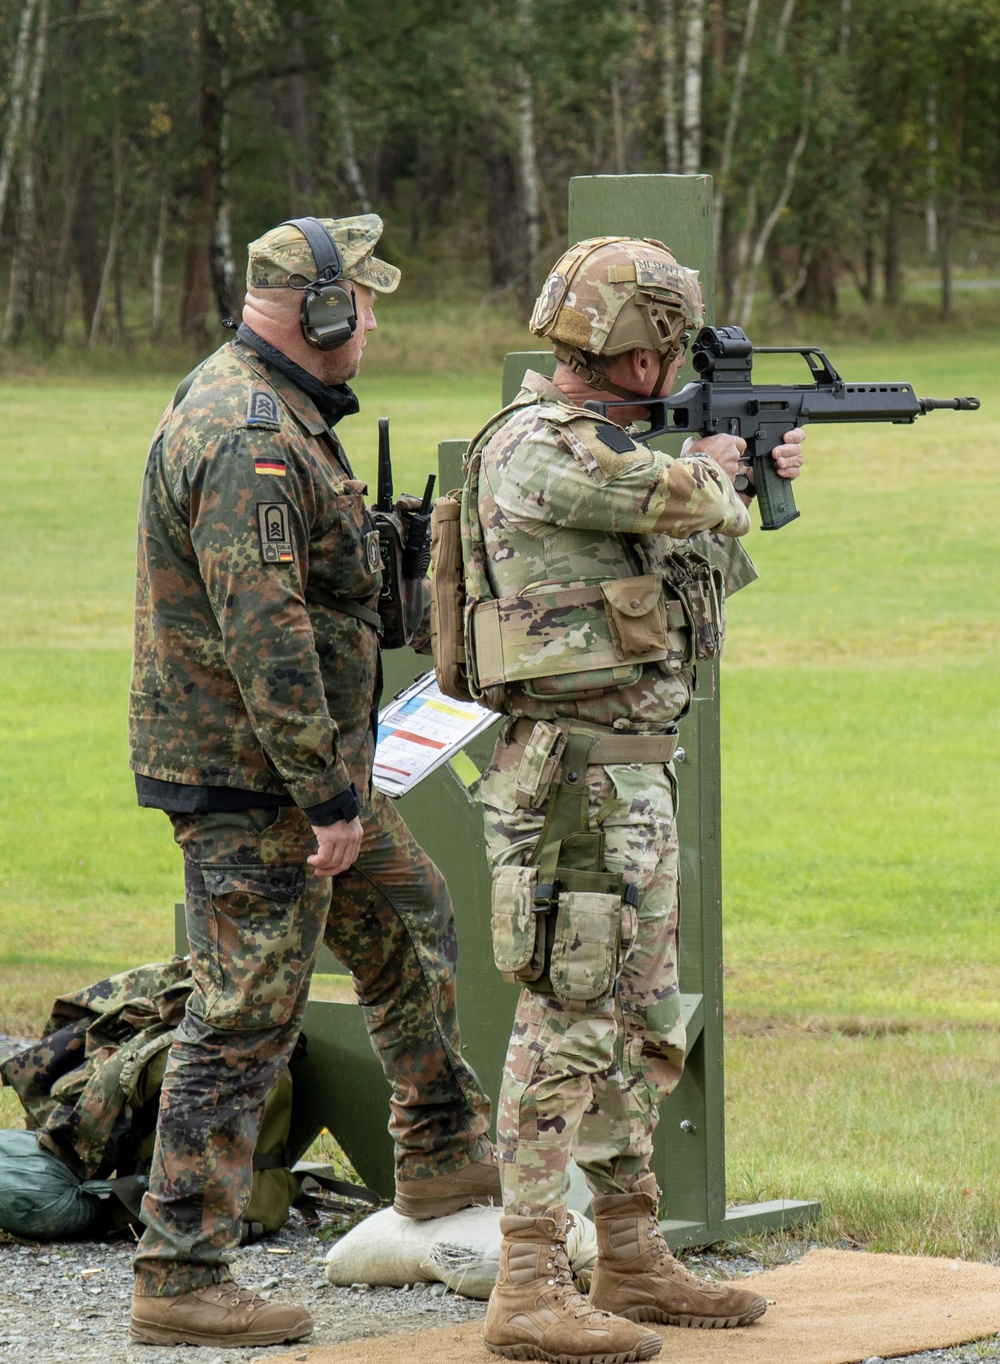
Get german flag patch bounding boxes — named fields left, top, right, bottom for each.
left=254, top=457, right=286, bottom=477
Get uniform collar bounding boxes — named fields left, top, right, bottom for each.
left=519, top=369, right=566, bottom=404
left=233, top=327, right=360, bottom=435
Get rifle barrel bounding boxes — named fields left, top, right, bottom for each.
left=918, top=396, right=981, bottom=412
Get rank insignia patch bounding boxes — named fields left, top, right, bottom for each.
left=254, top=457, right=286, bottom=477
left=246, top=385, right=281, bottom=429
left=596, top=424, right=637, bottom=454
left=256, top=502, right=294, bottom=563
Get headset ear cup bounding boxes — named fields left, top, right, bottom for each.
left=300, top=280, right=358, bottom=350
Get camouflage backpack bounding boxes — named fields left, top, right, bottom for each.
left=0, top=959, right=373, bottom=1242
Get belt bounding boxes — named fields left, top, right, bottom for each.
left=509, top=717, right=679, bottom=764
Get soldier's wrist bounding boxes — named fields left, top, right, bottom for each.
left=303, top=783, right=361, bottom=826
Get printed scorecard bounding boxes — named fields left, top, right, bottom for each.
left=373, top=673, right=498, bottom=797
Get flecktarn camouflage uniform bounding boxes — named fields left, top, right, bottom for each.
left=474, top=370, right=751, bottom=1218
left=129, top=333, right=489, bottom=1296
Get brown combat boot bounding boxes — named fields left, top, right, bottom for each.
left=590, top=1175, right=767, bottom=1329
left=484, top=1206, right=662, bottom=1363
left=394, top=1145, right=502, bottom=1219
left=129, top=1279, right=313, bottom=1347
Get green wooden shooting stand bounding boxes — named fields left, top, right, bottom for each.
left=178, top=174, right=818, bottom=1247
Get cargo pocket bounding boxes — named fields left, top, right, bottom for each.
left=548, top=890, right=621, bottom=1006
left=601, top=575, right=667, bottom=660
left=201, top=865, right=311, bottom=1030
left=490, top=864, right=546, bottom=984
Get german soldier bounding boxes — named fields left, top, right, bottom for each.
left=128, top=215, right=497, bottom=1349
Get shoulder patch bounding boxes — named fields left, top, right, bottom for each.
left=246, top=383, right=281, bottom=429
left=573, top=419, right=651, bottom=483
left=596, top=424, right=637, bottom=454
left=256, top=502, right=294, bottom=564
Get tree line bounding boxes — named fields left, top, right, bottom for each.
left=0, top=0, right=997, bottom=351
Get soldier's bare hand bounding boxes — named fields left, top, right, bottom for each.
left=308, top=817, right=364, bottom=877
left=686, top=432, right=748, bottom=482
left=772, top=427, right=806, bottom=480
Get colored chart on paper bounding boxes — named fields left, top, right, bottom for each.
left=373, top=673, right=498, bottom=796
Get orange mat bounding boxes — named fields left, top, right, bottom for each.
left=256, top=1248, right=1000, bottom=1364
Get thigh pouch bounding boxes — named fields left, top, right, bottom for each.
left=491, top=729, right=675, bottom=1007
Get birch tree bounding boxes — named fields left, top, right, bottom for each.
left=714, top=0, right=761, bottom=249
left=681, top=0, right=705, bottom=174
left=662, top=0, right=680, bottom=172
left=516, top=0, right=540, bottom=310
left=0, top=0, right=40, bottom=244
left=330, top=31, right=372, bottom=213
left=2, top=0, right=47, bottom=344
left=735, top=78, right=811, bottom=327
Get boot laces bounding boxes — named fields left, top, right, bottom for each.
left=645, top=1211, right=718, bottom=1292
left=209, top=1282, right=265, bottom=1312
left=545, top=1241, right=607, bottom=1321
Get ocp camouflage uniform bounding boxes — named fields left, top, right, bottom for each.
left=129, top=334, right=490, bottom=1296
left=474, top=371, right=752, bottom=1217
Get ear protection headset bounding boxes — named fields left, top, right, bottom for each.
left=281, top=216, right=358, bottom=350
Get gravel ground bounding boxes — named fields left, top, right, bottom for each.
left=0, top=1219, right=998, bottom=1364
left=0, top=1211, right=489, bottom=1363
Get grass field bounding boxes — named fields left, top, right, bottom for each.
left=1, top=327, right=997, bottom=1259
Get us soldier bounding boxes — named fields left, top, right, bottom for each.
left=128, top=215, right=498, bottom=1349
left=466, top=237, right=804, bottom=1362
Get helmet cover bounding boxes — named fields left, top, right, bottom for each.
left=530, top=237, right=702, bottom=365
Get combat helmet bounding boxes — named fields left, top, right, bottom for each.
left=529, top=236, right=702, bottom=398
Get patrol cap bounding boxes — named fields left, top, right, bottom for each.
left=246, top=214, right=401, bottom=293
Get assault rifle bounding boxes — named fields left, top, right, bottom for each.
left=585, top=325, right=981, bottom=530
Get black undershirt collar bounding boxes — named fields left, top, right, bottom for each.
left=235, top=323, right=360, bottom=434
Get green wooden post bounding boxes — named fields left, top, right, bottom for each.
left=224, top=173, right=818, bottom=1240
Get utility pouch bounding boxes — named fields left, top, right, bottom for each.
left=548, top=880, right=623, bottom=1005
left=513, top=721, right=566, bottom=809
left=600, top=574, right=667, bottom=659
left=490, top=864, right=547, bottom=984
left=664, top=550, right=726, bottom=662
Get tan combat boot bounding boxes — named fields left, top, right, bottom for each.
left=129, top=1279, right=312, bottom=1347
left=484, top=1206, right=662, bottom=1363
left=394, top=1145, right=502, bottom=1219
left=590, top=1175, right=767, bottom=1329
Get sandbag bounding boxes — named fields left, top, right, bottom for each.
left=0, top=1130, right=110, bottom=1239
left=324, top=1204, right=598, bottom=1300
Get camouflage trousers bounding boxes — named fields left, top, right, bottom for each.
left=134, top=787, right=491, bottom=1296
left=479, top=739, right=685, bottom=1218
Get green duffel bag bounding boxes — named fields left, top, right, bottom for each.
left=0, top=1129, right=109, bottom=1239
